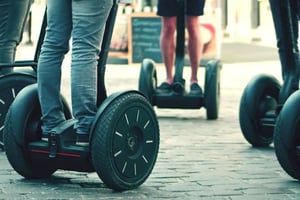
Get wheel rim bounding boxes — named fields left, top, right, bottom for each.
left=112, top=106, right=157, bottom=179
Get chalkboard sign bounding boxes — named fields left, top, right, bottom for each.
left=128, top=13, right=162, bottom=64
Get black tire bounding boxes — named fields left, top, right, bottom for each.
left=274, top=90, right=300, bottom=180
left=3, top=84, right=71, bottom=178
left=138, top=58, right=157, bottom=104
left=204, top=59, right=221, bottom=120
left=0, top=73, right=36, bottom=149
left=239, top=74, right=280, bottom=147
left=91, top=92, right=159, bottom=191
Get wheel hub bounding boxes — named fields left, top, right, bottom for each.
left=127, top=136, right=136, bottom=149
left=126, top=127, right=142, bottom=156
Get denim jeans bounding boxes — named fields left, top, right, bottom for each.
left=0, top=0, right=32, bottom=74
left=38, top=0, right=113, bottom=134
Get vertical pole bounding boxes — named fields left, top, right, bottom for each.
left=26, top=12, right=33, bottom=44
left=97, top=0, right=119, bottom=105
left=173, top=0, right=186, bottom=93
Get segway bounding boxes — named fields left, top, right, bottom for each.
left=239, top=0, right=299, bottom=147
left=0, top=9, right=47, bottom=149
left=138, top=0, right=222, bottom=120
left=273, top=1, right=300, bottom=180
left=3, top=0, right=160, bottom=191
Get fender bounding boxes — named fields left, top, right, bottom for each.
left=0, top=70, right=36, bottom=81
left=4, top=84, right=72, bottom=146
left=5, top=84, right=39, bottom=146
left=90, top=90, right=146, bottom=138
left=138, top=58, right=156, bottom=103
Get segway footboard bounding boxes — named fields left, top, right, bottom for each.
left=154, top=93, right=204, bottom=109
left=3, top=84, right=72, bottom=178
left=28, top=119, right=94, bottom=173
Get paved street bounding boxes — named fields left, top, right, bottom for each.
left=2, top=39, right=300, bottom=199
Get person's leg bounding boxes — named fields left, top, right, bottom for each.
left=269, top=0, right=300, bottom=106
left=71, top=0, right=113, bottom=137
left=186, top=0, right=205, bottom=94
left=156, top=0, right=178, bottom=92
left=298, top=0, right=300, bottom=16
left=186, top=16, right=203, bottom=84
left=0, top=0, right=32, bottom=74
left=37, top=0, right=72, bottom=135
left=160, top=16, right=176, bottom=84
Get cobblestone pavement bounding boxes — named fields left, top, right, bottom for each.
left=2, top=43, right=300, bottom=199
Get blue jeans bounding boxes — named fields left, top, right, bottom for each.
left=0, top=0, right=32, bottom=74
left=38, top=0, right=113, bottom=134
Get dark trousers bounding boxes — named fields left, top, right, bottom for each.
left=269, top=0, right=300, bottom=104
left=0, top=0, right=32, bottom=74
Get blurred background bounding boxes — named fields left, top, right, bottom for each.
left=20, top=0, right=277, bottom=65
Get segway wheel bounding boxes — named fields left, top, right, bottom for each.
left=239, top=74, right=280, bottom=147
left=3, top=84, right=71, bottom=178
left=204, top=59, right=221, bottom=120
left=91, top=91, right=159, bottom=191
left=138, top=58, right=157, bottom=104
left=0, top=73, right=36, bottom=149
left=274, top=91, right=300, bottom=180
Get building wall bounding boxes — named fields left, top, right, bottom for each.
left=222, top=0, right=275, bottom=45
left=30, top=0, right=276, bottom=47
left=138, top=0, right=276, bottom=45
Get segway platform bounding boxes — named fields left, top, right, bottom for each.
left=4, top=84, right=159, bottom=191
left=139, top=58, right=221, bottom=119
left=154, top=93, right=203, bottom=109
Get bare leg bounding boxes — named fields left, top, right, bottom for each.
left=186, top=16, right=203, bottom=84
left=160, top=16, right=177, bottom=84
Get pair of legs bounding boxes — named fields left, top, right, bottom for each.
left=37, top=0, right=113, bottom=141
left=160, top=16, right=203, bottom=85
left=0, top=0, right=32, bottom=74
left=157, top=0, right=205, bottom=94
